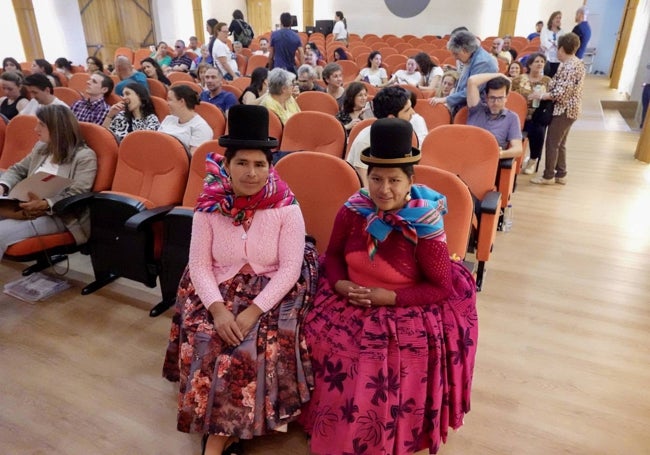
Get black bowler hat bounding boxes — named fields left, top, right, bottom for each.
left=360, top=118, right=421, bottom=167
left=218, top=105, right=279, bottom=149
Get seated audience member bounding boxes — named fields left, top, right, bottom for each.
left=213, top=22, right=240, bottom=80
left=232, top=41, right=244, bottom=55
left=260, top=68, right=300, bottom=125
left=0, top=72, right=29, bottom=120
left=2, top=57, right=21, bottom=73
left=86, top=57, right=104, bottom=74
left=430, top=30, right=498, bottom=111
left=239, top=67, right=268, bottom=105
left=511, top=52, right=552, bottom=174
left=31, top=59, right=60, bottom=87
left=355, top=51, right=388, bottom=87
left=159, top=84, right=212, bottom=153
left=300, top=118, right=477, bottom=455
left=71, top=72, right=114, bottom=125
left=169, top=40, right=194, bottom=72
left=190, top=44, right=214, bottom=70
left=502, top=35, right=518, bottom=61
left=20, top=74, right=69, bottom=116
left=141, top=57, right=171, bottom=86
left=151, top=41, right=172, bottom=68
left=195, top=62, right=211, bottom=89
left=408, top=92, right=428, bottom=146
left=253, top=37, right=271, bottom=56
left=102, top=82, right=160, bottom=142
left=467, top=73, right=523, bottom=159
left=114, top=56, right=148, bottom=96
left=491, top=38, right=512, bottom=65
left=347, top=86, right=414, bottom=186
left=268, top=12, right=304, bottom=72
left=188, top=36, right=200, bottom=52
left=162, top=105, right=317, bottom=455
left=0, top=105, right=97, bottom=258
left=54, top=58, right=74, bottom=80
left=414, top=52, right=443, bottom=90
left=437, top=70, right=459, bottom=98
left=388, top=57, right=422, bottom=87
left=296, top=65, right=325, bottom=93
left=332, top=47, right=348, bottom=61
left=336, top=81, right=369, bottom=133
left=200, top=67, right=238, bottom=114
left=322, top=63, right=345, bottom=108
left=304, top=43, right=324, bottom=79
left=507, top=61, right=524, bottom=78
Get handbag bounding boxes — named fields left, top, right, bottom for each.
left=532, top=99, right=554, bottom=126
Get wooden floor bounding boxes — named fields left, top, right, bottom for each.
left=1, top=76, right=649, bottom=455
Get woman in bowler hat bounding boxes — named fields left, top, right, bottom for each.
left=300, top=118, right=479, bottom=455
left=163, top=105, right=318, bottom=455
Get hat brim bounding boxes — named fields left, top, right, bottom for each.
left=360, top=147, right=421, bottom=166
left=218, top=136, right=279, bottom=148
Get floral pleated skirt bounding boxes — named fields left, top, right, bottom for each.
left=300, top=261, right=478, bottom=455
left=163, top=243, right=319, bottom=439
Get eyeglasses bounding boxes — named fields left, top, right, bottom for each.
left=487, top=96, right=507, bottom=102
left=297, top=79, right=310, bottom=84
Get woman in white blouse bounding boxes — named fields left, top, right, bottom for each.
left=332, top=11, right=348, bottom=45
left=355, top=51, right=388, bottom=87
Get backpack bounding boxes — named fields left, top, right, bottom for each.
left=235, top=20, right=253, bottom=47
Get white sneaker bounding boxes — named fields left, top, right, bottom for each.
left=523, top=159, right=537, bottom=175
left=531, top=176, right=555, bottom=185
left=555, top=176, right=567, bottom=185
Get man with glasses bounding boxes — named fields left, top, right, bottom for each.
left=169, top=40, right=193, bottom=72
left=296, top=64, right=325, bottom=93
left=212, top=22, right=239, bottom=80
left=467, top=73, right=522, bottom=159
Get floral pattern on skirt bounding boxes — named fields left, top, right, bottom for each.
left=300, top=261, right=478, bottom=455
left=163, top=242, right=319, bottom=438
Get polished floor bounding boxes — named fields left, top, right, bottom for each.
left=1, top=76, right=649, bottom=455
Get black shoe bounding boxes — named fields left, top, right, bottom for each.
left=201, top=434, right=208, bottom=455
left=149, top=299, right=174, bottom=317
left=223, top=440, right=244, bottom=455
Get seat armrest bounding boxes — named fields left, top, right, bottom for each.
left=52, top=192, right=98, bottom=213
left=166, top=207, right=195, bottom=218
left=480, top=191, right=501, bottom=215
left=90, top=192, right=148, bottom=212
left=125, top=204, right=177, bottom=231
left=499, top=158, right=514, bottom=169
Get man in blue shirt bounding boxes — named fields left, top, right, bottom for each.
left=467, top=73, right=522, bottom=160
left=114, top=56, right=148, bottom=96
left=429, top=30, right=498, bottom=114
left=199, top=67, right=237, bottom=115
left=268, top=12, right=303, bottom=73
left=527, top=21, right=544, bottom=41
left=572, top=6, right=592, bottom=59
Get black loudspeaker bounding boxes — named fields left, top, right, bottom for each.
left=314, top=19, right=334, bottom=35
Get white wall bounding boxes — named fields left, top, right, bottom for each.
left=201, top=0, right=246, bottom=30
left=152, top=0, right=196, bottom=45
left=514, top=0, right=584, bottom=37
left=33, top=0, right=87, bottom=64
left=312, top=0, right=503, bottom=38
left=0, top=0, right=25, bottom=62
left=622, top=0, right=650, bottom=120
left=586, top=0, right=627, bottom=75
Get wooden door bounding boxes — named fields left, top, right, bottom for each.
left=246, top=0, right=272, bottom=36
left=78, top=0, right=155, bottom=65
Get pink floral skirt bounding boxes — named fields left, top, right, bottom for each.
left=163, top=244, right=318, bottom=438
left=300, top=261, right=478, bottom=454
